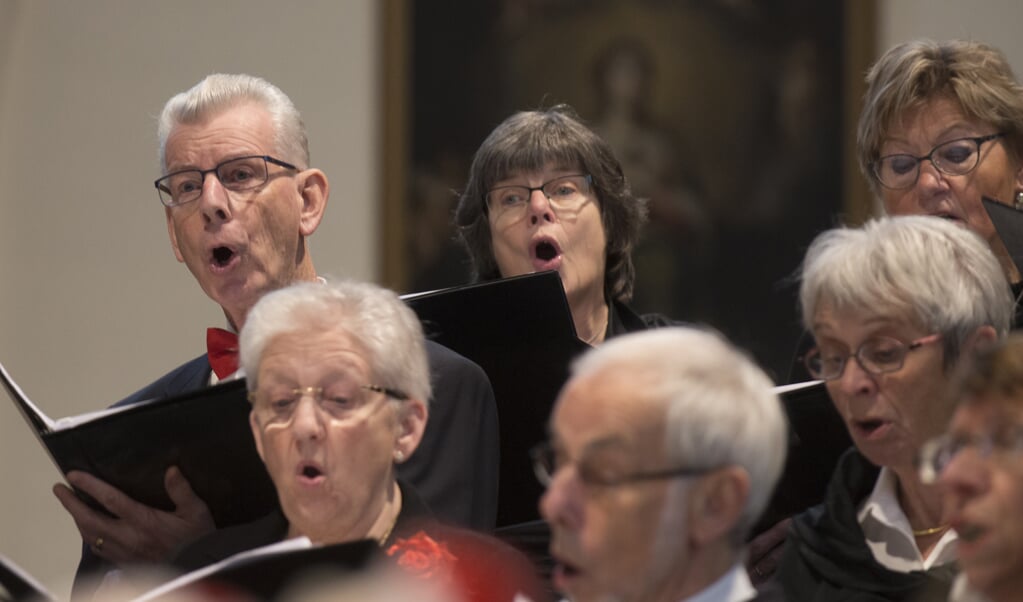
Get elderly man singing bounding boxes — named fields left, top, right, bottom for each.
left=536, top=327, right=787, bottom=602
left=52, top=74, right=499, bottom=594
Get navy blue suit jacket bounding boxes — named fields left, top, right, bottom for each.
left=73, top=340, right=499, bottom=592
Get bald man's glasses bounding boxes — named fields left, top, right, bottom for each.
left=530, top=441, right=708, bottom=488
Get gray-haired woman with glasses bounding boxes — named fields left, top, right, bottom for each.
left=773, top=216, right=1013, bottom=601
left=920, top=334, right=1023, bottom=602
left=858, top=39, right=1023, bottom=287
left=454, top=105, right=671, bottom=349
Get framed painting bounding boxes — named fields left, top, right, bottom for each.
left=382, top=0, right=876, bottom=382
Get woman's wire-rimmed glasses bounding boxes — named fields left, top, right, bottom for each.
left=248, top=383, right=408, bottom=426
left=803, top=334, right=942, bottom=381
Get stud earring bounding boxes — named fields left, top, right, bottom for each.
left=1015, top=190, right=1023, bottom=210
left=394, top=450, right=405, bottom=462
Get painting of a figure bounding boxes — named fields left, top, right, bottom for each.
left=399, top=0, right=858, bottom=380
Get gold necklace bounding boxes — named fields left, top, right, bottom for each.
left=912, top=524, right=950, bottom=537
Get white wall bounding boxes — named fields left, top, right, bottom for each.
left=877, top=0, right=1023, bottom=73
left=0, top=0, right=378, bottom=596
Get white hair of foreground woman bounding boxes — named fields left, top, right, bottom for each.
left=239, top=279, right=431, bottom=405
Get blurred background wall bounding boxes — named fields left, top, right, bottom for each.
left=1, top=0, right=1022, bottom=597
left=0, top=0, right=377, bottom=595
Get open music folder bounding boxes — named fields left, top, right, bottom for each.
left=133, top=538, right=378, bottom=602
left=406, top=272, right=852, bottom=531
left=405, top=271, right=590, bottom=526
left=0, top=554, right=55, bottom=602
left=0, top=362, right=277, bottom=528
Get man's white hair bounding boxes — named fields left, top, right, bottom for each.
left=571, top=326, right=787, bottom=541
left=157, top=73, right=310, bottom=171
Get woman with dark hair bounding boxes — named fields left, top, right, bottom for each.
left=454, top=104, right=671, bottom=346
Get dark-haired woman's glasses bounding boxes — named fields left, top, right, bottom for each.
left=484, top=174, right=593, bottom=224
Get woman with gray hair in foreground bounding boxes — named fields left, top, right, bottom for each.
left=172, top=280, right=547, bottom=602
left=774, top=216, right=1013, bottom=601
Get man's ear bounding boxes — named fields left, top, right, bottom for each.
left=963, top=325, right=999, bottom=356
left=394, top=398, right=428, bottom=464
left=166, top=207, right=185, bottom=263
left=296, top=169, right=329, bottom=237
left=249, top=410, right=266, bottom=463
left=687, top=466, right=750, bottom=546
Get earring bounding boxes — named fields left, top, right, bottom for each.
left=1015, top=191, right=1023, bottom=210
left=394, top=450, right=405, bottom=463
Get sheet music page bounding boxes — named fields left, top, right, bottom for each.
left=772, top=379, right=823, bottom=395
left=131, top=537, right=313, bottom=602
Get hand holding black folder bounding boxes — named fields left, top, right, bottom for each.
left=0, top=360, right=277, bottom=530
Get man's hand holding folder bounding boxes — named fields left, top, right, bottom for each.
left=53, top=466, right=214, bottom=564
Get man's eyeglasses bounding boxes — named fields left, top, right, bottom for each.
left=872, top=133, right=1005, bottom=190
left=484, top=174, right=594, bottom=225
left=248, top=383, right=408, bottom=426
left=804, top=334, right=942, bottom=381
left=155, top=155, right=298, bottom=207
left=530, top=440, right=708, bottom=488
left=918, top=427, right=1023, bottom=484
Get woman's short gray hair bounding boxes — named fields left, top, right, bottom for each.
left=157, top=73, right=310, bottom=171
left=239, top=280, right=431, bottom=405
left=857, top=39, right=1023, bottom=198
left=799, top=216, right=1013, bottom=367
left=571, top=327, right=787, bottom=542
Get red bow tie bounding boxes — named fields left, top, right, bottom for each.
left=207, top=327, right=239, bottom=379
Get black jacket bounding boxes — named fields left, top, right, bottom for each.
left=775, top=449, right=954, bottom=601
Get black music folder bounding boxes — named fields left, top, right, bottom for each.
left=134, top=538, right=378, bottom=602
left=984, top=195, right=1023, bottom=273
left=0, top=361, right=277, bottom=528
left=405, top=271, right=590, bottom=526
left=753, top=379, right=851, bottom=535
